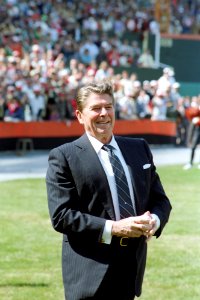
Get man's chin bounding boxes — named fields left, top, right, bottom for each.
left=97, top=128, right=111, bottom=135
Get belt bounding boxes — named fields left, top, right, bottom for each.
left=112, top=236, right=139, bottom=247
left=119, top=237, right=129, bottom=247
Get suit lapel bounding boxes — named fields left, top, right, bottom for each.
left=74, top=134, right=116, bottom=220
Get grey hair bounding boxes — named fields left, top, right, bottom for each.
left=76, top=80, right=114, bottom=111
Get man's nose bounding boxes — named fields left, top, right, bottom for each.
left=100, top=107, right=108, bottom=115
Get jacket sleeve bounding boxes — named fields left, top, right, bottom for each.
left=46, top=147, right=106, bottom=242
left=143, top=139, right=172, bottom=238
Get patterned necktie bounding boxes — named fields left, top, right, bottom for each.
left=103, top=144, right=136, bottom=218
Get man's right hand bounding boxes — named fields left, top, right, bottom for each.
left=111, top=211, right=155, bottom=238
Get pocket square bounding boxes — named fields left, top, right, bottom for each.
left=143, top=163, right=151, bottom=169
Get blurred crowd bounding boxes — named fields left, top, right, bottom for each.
left=0, top=0, right=200, bottom=146
left=171, top=0, right=200, bottom=34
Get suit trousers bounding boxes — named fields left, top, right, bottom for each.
left=83, top=237, right=138, bottom=300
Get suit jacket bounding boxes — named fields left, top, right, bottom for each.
left=46, top=134, right=172, bottom=299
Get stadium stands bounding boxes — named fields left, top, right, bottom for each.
left=0, top=0, right=200, bottom=149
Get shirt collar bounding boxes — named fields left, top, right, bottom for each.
left=86, top=132, right=117, bottom=154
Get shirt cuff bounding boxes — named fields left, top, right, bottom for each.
left=101, top=220, right=114, bottom=244
left=151, top=213, right=160, bottom=231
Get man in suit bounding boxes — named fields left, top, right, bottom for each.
left=46, top=80, right=172, bottom=300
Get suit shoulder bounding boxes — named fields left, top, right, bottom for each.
left=49, top=139, right=78, bottom=156
left=116, top=135, right=148, bottom=146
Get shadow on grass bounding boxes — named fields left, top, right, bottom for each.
left=0, top=282, right=49, bottom=287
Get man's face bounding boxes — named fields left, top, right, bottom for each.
left=76, top=93, right=115, bottom=144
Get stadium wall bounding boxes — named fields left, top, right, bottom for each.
left=0, top=120, right=176, bottom=151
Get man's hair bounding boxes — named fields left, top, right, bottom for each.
left=76, top=80, right=114, bottom=111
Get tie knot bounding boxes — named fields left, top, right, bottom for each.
left=102, top=144, right=114, bottom=153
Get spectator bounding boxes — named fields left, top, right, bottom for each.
left=137, top=49, right=155, bottom=68
left=151, top=89, right=167, bottom=121
left=107, top=50, right=121, bottom=67
left=4, top=96, right=24, bottom=122
left=117, top=86, right=138, bottom=120
left=0, top=94, right=6, bottom=120
left=136, top=89, right=152, bottom=119
left=157, top=68, right=172, bottom=94
left=142, top=80, right=154, bottom=101
left=101, top=15, right=113, bottom=33
left=170, top=82, right=181, bottom=113
left=96, top=45, right=109, bottom=65
left=95, top=61, right=109, bottom=81
left=113, top=14, right=126, bottom=37
left=176, top=96, right=190, bottom=146
left=183, top=96, right=200, bottom=170
left=79, top=39, right=99, bottom=62
left=79, top=48, right=93, bottom=66
left=29, top=85, right=45, bottom=121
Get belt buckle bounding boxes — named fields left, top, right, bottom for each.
left=120, top=237, right=129, bottom=247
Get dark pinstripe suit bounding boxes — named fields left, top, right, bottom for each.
left=46, top=133, right=171, bottom=300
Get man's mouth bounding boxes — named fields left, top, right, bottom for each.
left=97, top=120, right=110, bottom=125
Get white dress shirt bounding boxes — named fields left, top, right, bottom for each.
left=86, top=133, right=160, bottom=243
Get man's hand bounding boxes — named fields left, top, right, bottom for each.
left=144, top=213, right=160, bottom=241
left=111, top=211, right=156, bottom=238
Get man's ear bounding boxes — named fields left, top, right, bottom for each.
left=75, top=110, right=84, bottom=124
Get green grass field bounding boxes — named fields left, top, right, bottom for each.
left=0, top=165, right=200, bottom=300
